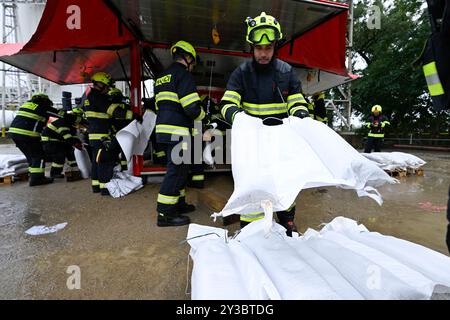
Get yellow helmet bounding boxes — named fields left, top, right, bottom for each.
left=91, top=72, right=113, bottom=87
left=170, top=40, right=197, bottom=63
left=72, top=107, right=84, bottom=115
left=371, top=105, right=382, bottom=113
left=108, top=88, right=123, bottom=97
left=31, top=93, right=53, bottom=106
left=245, top=12, right=283, bottom=45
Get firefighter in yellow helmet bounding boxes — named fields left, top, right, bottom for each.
left=154, top=40, right=205, bottom=227
left=364, top=105, right=390, bottom=153
left=9, top=93, right=66, bottom=186
left=220, top=12, right=310, bottom=236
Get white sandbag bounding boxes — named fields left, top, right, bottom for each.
left=105, top=171, right=143, bottom=198
left=188, top=224, right=249, bottom=300
left=187, top=214, right=450, bottom=300
left=74, top=148, right=91, bottom=179
left=0, top=154, right=27, bottom=169
left=216, top=114, right=397, bottom=218
left=1, top=110, right=16, bottom=128
left=116, top=110, right=156, bottom=162
left=361, top=152, right=426, bottom=171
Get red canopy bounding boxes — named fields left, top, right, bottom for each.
left=0, top=0, right=351, bottom=86
left=0, top=0, right=134, bottom=84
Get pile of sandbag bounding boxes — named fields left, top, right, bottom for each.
left=188, top=208, right=450, bottom=300
left=361, top=152, right=426, bottom=171
left=0, top=154, right=28, bottom=177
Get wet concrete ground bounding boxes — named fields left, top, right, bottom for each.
left=0, top=142, right=449, bottom=299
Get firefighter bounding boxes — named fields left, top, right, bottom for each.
left=154, top=40, right=205, bottom=227
left=364, top=105, right=390, bottom=153
left=9, top=93, right=66, bottom=186
left=312, top=92, right=328, bottom=124
left=41, top=113, right=84, bottom=180
left=108, top=88, right=133, bottom=171
left=84, top=72, right=134, bottom=196
left=220, top=12, right=310, bottom=236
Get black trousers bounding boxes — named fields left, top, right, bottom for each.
left=89, top=140, right=115, bottom=190
left=157, top=142, right=189, bottom=215
left=364, top=137, right=383, bottom=153
left=42, top=142, right=77, bottom=175
left=13, top=136, right=46, bottom=180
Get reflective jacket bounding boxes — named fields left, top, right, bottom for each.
left=41, top=118, right=77, bottom=143
left=154, top=62, right=205, bottom=144
left=9, top=101, right=63, bottom=139
left=366, top=114, right=390, bottom=138
left=220, top=58, right=309, bottom=123
left=84, top=88, right=133, bottom=141
left=313, top=93, right=328, bottom=124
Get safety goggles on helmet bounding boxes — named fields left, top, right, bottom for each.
left=247, top=26, right=281, bottom=45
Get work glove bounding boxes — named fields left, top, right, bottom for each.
left=68, top=137, right=83, bottom=150
left=293, top=108, right=310, bottom=119
left=133, top=113, right=143, bottom=124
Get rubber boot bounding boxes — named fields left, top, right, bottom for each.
left=29, top=175, right=54, bottom=187
left=187, top=179, right=204, bottom=189
left=157, top=212, right=190, bottom=227
left=50, top=167, right=64, bottom=179
left=92, top=185, right=100, bottom=193
left=178, top=203, right=196, bottom=214
left=66, top=170, right=82, bottom=182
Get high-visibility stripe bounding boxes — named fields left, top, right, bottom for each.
left=41, top=136, right=60, bottom=142
left=120, top=160, right=128, bottom=165
left=428, top=82, right=445, bottom=96
left=368, top=133, right=384, bottom=138
left=191, top=174, right=204, bottom=181
left=155, top=124, right=190, bottom=136
left=68, top=160, right=77, bottom=166
left=16, top=110, right=46, bottom=122
left=99, top=183, right=106, bottom=189
left=240, top=211, right=265, bottom=222
left=423, top=62, right=445, bottom=96
left=157, top=193, right=179, bottom=205
left=194, top=109, right=205, bottom=121
left=48, top=123, right=70, bottom=134
left=91, top=179, right=100, bottom=186
left=180, top=92, right=201, bottom=108
left=63, top=133, right=73, bottom=140
left=29, top=167, right=45, bottom=174
left=125, top=110, right=133, bottom=120
left=381, top=121, right=390, bottom=128
left=231, top=110, right=239, bottom=123
left=9, top=127, right=40, bottom=137
left=107, top=103, right=121, bottom=116
left=289, top=105, right=309, bottom=116
left=155, top=91, right=179, bottom=104
left=242, top=102, right=287, bottom=115
left=51, top=163, right=64, bottom=168
left=287, top=93, right=307, bottom=109
left=179, top=189, right=186, bottom=198
left=153, top=151, right=166, bottom=158
left=85, top=111, right=111, bottom=119
left=315, top=93, right=325, bottom=100
left=222, top=90, right=241, bottom=105
left=221, top=104, right=236, bottom=119
left=20, top=102, right=38, bottom=110
left=96, top=149, right=102, bottom=163
left=315, top=116, right=328, bottom=123
left=89, top=133, right=110, bottom=140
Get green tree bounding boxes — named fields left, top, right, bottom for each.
left=352, top=0, right=449, bottom=136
